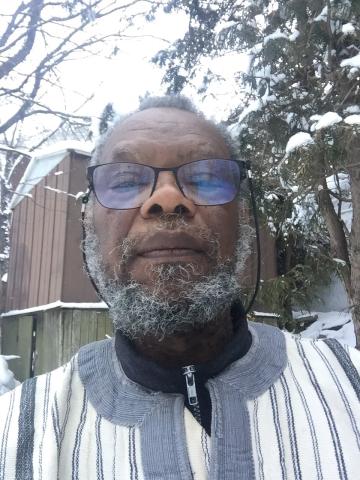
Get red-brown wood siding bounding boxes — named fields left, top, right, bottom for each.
left=6, top=207, right=20, bottom=311
left=48, top=160, right=69, bottom=302
left=6, top=152, right=99, bottom=311
left=15, top=195, right=27, bottom=309
left=6, top=157, right=70, bottom=310
left=62, top=152, right=98, bottom=303
left=20, top=190, right=34, bottom=309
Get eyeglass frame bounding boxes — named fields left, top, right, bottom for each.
left=86, top=158, right=248, bottom=210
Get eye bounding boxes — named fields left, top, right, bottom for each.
left=109, top=173, right=147, bottom=189
left=188, top=173, right=224, bottom=187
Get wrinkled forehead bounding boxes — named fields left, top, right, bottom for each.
left=100, top=107, right=230, bottom=165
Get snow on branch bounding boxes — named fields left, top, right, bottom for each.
left=263, top=28, right=288, bottom=45
left=313, top=112, right=342, bottom=131
left=344, top=115, right=360, bottom=125
left=285, top=132, right=315, bottom=154
left=341, top=53, right=360, bottom=69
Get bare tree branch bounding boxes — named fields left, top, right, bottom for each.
left=0, top=0, right=44, bottom=79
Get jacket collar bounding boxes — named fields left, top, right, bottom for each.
left=114, top=301, right=251, bottom=394
left=78, top=321, right=287, bottom=427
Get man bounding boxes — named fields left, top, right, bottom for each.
left=0, top=96, right=359, bottom=480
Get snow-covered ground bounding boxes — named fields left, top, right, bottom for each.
left=298, top=311, right=355, bottom=347
left=0, top=355, right=20, bottom=396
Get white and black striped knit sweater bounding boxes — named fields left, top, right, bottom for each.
left=0, top=322, right=359, bottom=479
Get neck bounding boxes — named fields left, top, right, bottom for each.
left=133, top=307, right=234, bottom=367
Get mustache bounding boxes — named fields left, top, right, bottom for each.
left=109, top=214, right=220, bottom=267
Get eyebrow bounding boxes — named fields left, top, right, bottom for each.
left=110, top=147, right=140, bottom=163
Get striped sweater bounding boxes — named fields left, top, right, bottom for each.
left=0, top=322, right=359, bottom=480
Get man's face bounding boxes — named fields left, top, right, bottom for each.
left=85, top=107, right=250, bottom=339
left=92, top=107, right=239, bottom=292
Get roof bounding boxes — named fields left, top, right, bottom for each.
left=1, top=300, right=108, bottom=317
left=9, top=141, right=93, bottom=209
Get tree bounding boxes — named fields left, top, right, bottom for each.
left=156, top=0, right=360, bottom=345
left=0, top=0, right=160, bottom=290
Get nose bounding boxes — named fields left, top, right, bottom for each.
left=140, top=171, right=197, bottom=218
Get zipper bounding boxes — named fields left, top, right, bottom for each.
left=182, top=365, right=198, bottom=405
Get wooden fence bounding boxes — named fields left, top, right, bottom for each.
left=1, top=307, right=283, bottom=383
left=0, top=308, right=113, bottom=382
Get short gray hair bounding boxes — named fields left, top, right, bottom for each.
left=91, top=95, right=238, bottom=166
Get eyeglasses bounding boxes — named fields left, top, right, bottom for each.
left=87, top=158, right=247, bottom=210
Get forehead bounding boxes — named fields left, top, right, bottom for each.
left=100, top=107, right=230, bottom=165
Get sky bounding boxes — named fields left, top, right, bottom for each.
left=37, top=8, right=249, bottom=139
left=0, top=2, right=250, bottom=149
left=58, top=10, right=189, bottom=122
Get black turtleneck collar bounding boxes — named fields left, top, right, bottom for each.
left=115, top=301, right=251, bottom=394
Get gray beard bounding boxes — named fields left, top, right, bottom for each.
left=83, top=210, right=252, bottom=340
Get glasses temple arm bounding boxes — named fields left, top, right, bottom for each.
left=244, top=165, right=262, bottom=315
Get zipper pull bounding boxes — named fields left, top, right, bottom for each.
left=182, top=365, right=198, bottom=406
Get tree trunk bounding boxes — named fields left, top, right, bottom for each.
left=317, top=177, right=352, bottom=297
left=348, top=137, right=360, bottom=349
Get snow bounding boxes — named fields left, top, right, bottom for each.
left=32, top=141, right=92, bottom=160
left=285, top=132, right=315, bottom=154
left=75, top=191, right=85, bottom=201
left=9, top=141, right=93, bottom=210
left=344, top=114, right=360, bottom=125
left=0, top=144, right=30, bottom=156
left=333, top=258, right=347, bottom=266
left=344, top=105, right=360, bottom=114
left=289, top=30, right=300, bottom=41
left=300, top=311, right=355, bottom=347
left=341, top=53, right=360, bottom=69
left=249, top=43, right=262, bottom=55
left=314, top=6, right=328, bottom=22
left=2, top=300, right=108, bottom=317
left=1, top=273, right=7, bottom=282
left=231, top=88, right=276, bottom=131
left=214, top=20, right=238, bottom=36
left=253, top=311, right=280, bottom=318
left=54, top=171, right=63, bottom=176
left=323, top=82, right=332, bottom=95
left=342, top=23, right=355, bottom=35
left=327, top=172, right=350, bottom=192
left=6, top=150, right=30, bottom=184
left=0, top=356, right=20, bottom=396
left=44, top=186, right=77, bottom=198
left=313, top=111, right=342, bottom=131
left=263, top=28, right=288, bottom=45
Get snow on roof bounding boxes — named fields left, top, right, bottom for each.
left=9, top=141, right=93, bottom=210
left=313, top=111, right=342, bottom=131
left=1, top=300, right=108, bottom=317
left=285, top=132, right=315, bottom=154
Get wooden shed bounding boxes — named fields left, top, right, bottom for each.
left=1, top=142, right=278, bottom=381
left=1, top=142, right=113, bottom=380
left=6, top=142, right=97, bottom=311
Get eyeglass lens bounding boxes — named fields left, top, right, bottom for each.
left=178, top=159, right=240, bottom=206
left=92, top=159, right=241, bottom=209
